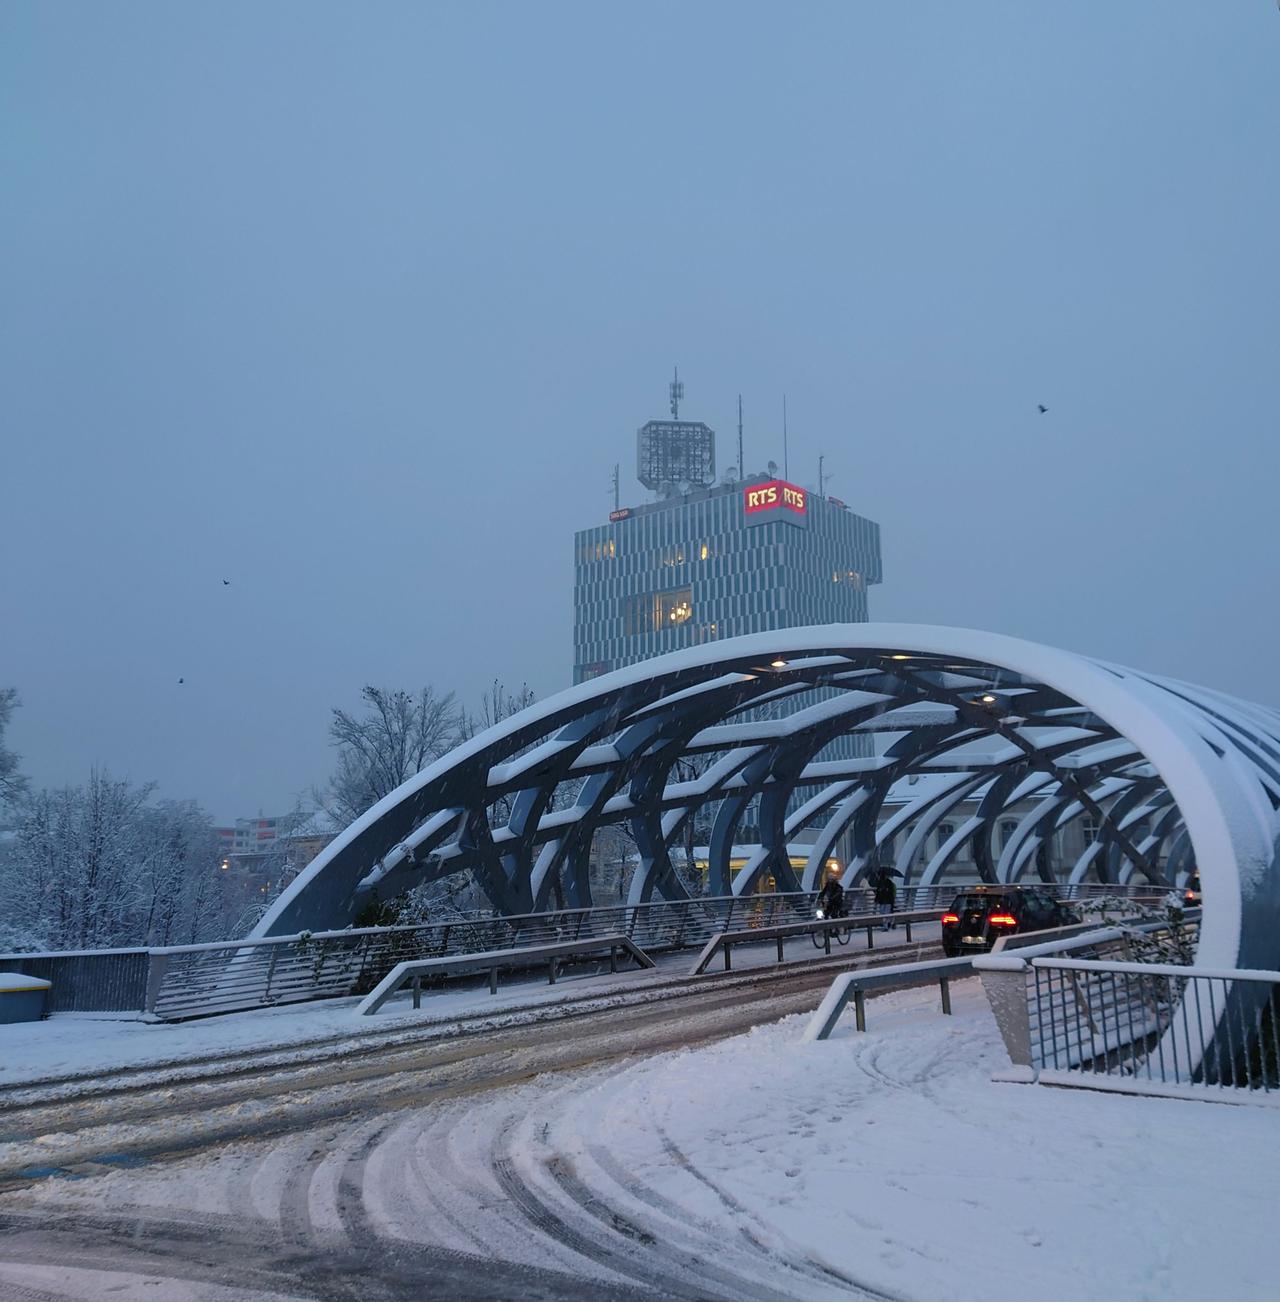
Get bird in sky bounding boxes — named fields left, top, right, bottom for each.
left=178, top=677, right=184, bottom=684
left=222, top=579, right=230, bottom=586
left=1037, top=404, right=1049, bottom=414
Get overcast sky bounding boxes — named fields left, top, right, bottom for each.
left=2, top=2, right=1277, bottom=823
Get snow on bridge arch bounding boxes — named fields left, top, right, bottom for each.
left=253, top=624, right=1280, bottom=976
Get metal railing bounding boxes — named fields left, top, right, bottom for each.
left=0, top=947, right=152, bottom=1014
left=804, top=955, right=978, bottom=1040
left=142, top=892, right=827, bottom=1020
left=689, top=907, right=945, bottom=975
left=1029, top=957, right=1280, bottom=1091
left=969, top=913, right=1280, bottom=1099
left=0, top=881, right=1170, bottom=1021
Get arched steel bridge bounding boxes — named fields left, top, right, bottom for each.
left=256, top=625, right=1280, bottom=974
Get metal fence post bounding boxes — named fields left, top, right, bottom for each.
left=144, top=951, right=170, bottom=1017
left=976, top=958, right=1033, bottom=1068
left=263, top=943, right=280, bottom=1004
left=412, top=975, right=421, bottom=1010
left=854, top=987, right=866, bottom=1032
left=940, top=975, right=952, bottom=1015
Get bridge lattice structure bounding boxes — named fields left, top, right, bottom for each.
left=257, top=624, right=1280, bottom=982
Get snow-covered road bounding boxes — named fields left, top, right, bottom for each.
left=2, top=979, right=1276, bottom=1301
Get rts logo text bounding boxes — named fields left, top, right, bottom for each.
left=743, top=480, right=807, bottom=515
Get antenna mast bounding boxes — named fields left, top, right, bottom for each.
left=611, top=463, right=620, bottom=511
left=737, top=394, right=744, bottom=478
left=782, top=394, right=789, bottom=481
left=818, top=453, right=825, bottom=498
left=669, top=366, right=683, bottom=420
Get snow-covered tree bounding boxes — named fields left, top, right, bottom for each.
left=133, top=799, right=229, bottom=946
left=0, top=688, right=28, bottom=810
left=0, top=773, right=242, bottom=952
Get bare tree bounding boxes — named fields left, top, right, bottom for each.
left=315, top=686, right=465, bottom=828
left=0, top=688, right=28, bottom=810
left=460, top=679, right=536, bottom=741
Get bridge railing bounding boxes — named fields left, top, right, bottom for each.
left=969, top=913, right=1272, bottom=1095
left=0, top=881, right=1169, bottom=1021
left=1024, top=956, right=1280, bottom=1093
left=143, top=892, right=824, bottom=1020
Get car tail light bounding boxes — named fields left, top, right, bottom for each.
left=1184, top=890, right=1196, bottom=902
left=941, top=912, right=959, bottom=925
left=988, top=913, right=1018, bottom=927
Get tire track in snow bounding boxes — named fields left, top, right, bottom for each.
left=488, top=1109, right=763, bottom=1300
left=655, top=1132, right=901, bottom=1302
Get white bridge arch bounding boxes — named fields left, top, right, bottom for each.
left=255, top=625, right=1280, bottom=975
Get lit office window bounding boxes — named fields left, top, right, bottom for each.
left=624, top=587, right=693, bottom=634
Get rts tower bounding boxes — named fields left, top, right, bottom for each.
left=573, top=376, right=883, bottom=684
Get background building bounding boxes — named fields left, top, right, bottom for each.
left=214, top=814, right=334, bottom=915
left=573, top=386, right=883, bottom=683
left=214, top=814, right=302, bottom=859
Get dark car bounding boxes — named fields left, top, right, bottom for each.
left=941, top=885, right=1079, bottom=956
left=1182, top=872, right=1202, bottom=908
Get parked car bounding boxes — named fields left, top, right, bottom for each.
left=941, top=885, right=1079, bottom=956
left=1182, top=872, right=1202, bottom=908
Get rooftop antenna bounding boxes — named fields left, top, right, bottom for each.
left=669, top=366, right=683, bottom=420
left=782, top=394, right=789, bottom=481
left=611, top=462, right=620, bottom=511
left=737, top=394, right=744, bottom=480
left=818, top=453, right=825, bottom=498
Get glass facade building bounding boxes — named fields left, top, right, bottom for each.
left=573, top=477, right=882, bottom=683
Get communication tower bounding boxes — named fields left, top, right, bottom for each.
left=636, top=368, right=716, bottom=498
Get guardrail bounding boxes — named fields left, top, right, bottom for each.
left=0, top=882, right=1173, bottom=1020
left=690, top=909, right=944, bottom=976
left=803, top=956, right=978, bottom=1040
left=356, top=934, right=655, bottom=1015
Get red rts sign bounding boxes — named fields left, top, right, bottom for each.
left=743, top=479, right=807, bottom=515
